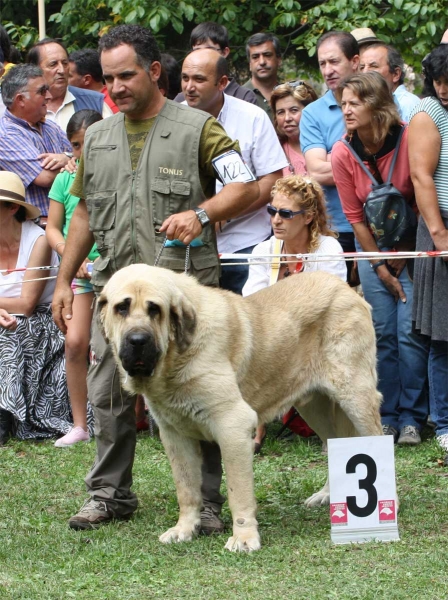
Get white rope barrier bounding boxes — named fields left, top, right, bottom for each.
left=1, top=250, right=446, bottom=285
left=0, top=265, right=60, bottom=274
left=219, top=250, right=448, bottom=262
left=0, top=275, right=57, bottom=287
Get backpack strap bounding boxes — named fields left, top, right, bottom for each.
left=341, top=138, right=379, bottom=185
left=385, top=125, right=406, bottom=184
left=341, top=125, right=407, bottom=186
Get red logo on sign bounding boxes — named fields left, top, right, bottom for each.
left=330, top=502, right=348, bottom=525
left=378, top=500, right=396, bottom=523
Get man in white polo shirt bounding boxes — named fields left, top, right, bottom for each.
left=27, top=39, right=113, bottom=131
left=182, top=48, right=287, bottom=294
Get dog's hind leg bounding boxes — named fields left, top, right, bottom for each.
left=295, top=392, right=337, bottom=507
left=158, top=422, right=203, bottom=545
left=297, top=380, right=383, bottom=508
left=335, top=384, right=383, bottom=438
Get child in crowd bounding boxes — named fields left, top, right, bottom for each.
left=46, top=109, right=102, bottom=447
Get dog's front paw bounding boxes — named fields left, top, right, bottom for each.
left=224, top=531, right=261, bottom=553
left=304, top=490, right=330, bottom=507
left=159, top=522, right=199, bottom=544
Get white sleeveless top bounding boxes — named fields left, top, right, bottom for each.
left=0, top=220, right=57, bottom=304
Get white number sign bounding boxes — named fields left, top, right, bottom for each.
left=328, top=436, right=399, bottom=544
left=212, top=150, right=256, bottom=185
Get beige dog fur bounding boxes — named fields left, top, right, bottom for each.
left=98, top=264, right=383, bottom=552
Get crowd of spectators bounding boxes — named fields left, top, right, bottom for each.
left=0, top=19, right=447, bottom=533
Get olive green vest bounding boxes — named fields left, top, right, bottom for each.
left=83, top=99, right=218, bottom=289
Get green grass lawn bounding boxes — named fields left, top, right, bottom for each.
left=1, top=426, right=448, bottom=600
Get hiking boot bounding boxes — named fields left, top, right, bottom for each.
left=397, top=425, right=421, bottom=446
left=200, top=504, right=224, bottom=536
left=437, top=434, right=448, bottom=452
left=68, top=499, right=129, bottom=530
left=382, top=424, right=398, bottom=442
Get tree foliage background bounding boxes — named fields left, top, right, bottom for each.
left=0, top=0, right=446, bottom=77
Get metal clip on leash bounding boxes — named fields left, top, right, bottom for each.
left=154, top=232, right=191, bottom=274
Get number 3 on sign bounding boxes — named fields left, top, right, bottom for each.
left=328, top=436, right=399, bottom=544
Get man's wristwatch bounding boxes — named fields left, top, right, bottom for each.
left=63, top=151, right=74, bottom=158
left=193, top=207, right=210, bottom=228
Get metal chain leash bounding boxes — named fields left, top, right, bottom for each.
left=154, top=236, right=191, bottom=274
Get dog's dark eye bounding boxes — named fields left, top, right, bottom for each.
left=148, top=301, right=160, bottom=318
left=114, top=298, right=131, bottom=317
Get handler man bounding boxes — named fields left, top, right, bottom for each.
left=52, top=24, right=259, bottom=531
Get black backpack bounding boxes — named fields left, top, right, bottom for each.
left=342, top=127, right=417, bottom=249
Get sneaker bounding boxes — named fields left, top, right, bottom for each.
left=397, top=425, right=421, bottom=446
left=437, top=434, right=448, bottom=452
left=382, top=424, right=398, bottom=442
left=55, top=426, right=90, bottom=447
left=68, top=499, right=130, bottom=530
left=200, top=504, right=224, bottom=536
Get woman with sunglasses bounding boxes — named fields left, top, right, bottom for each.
left=243, top=175, right=345, bottom=452
left=243, top=174, right=346, bottom=296
left=270, top=80, right=318, bottom=176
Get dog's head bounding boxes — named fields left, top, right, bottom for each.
left=98, top=264, right=197, bottom=381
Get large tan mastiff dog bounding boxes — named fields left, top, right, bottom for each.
left=98, top=264, right=383, bottom=552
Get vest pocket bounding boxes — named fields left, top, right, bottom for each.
left=86, top=192, right=116, bottom=231
left=151, top=178, right=191, bottom=226
left=86, top=192, right=117, bottom=268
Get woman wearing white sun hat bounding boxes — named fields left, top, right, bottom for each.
left=0, top=171, right=72, bottom=444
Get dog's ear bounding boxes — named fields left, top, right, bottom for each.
left=169, top=293, right=197, bottom=353
left=96, top=293, right=109, bottom=343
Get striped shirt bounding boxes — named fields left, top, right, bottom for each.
left=410, top=97, right=448, bottom=211
left=0, top=110, right=71, bottom=216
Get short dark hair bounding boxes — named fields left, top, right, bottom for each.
left=216, top=55, right=229, bottom=79
left=98, top=25, right=161, bottom=71
left=246, top=32, right=281, bottom=60
left=190, top=22, right=229, bottom=51
left=317, top=31, right=359, bottom=61
left=66, top=109, right=102, bottom=140
left=160, top=53, right=181, bottom=100
left=27, top=38, right=68, bottom=66
left=69, top=49, right=103, bottom=83
left=422, top=44, right=448, bottom=98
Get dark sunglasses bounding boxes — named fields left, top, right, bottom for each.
left=20, top=84, right=50, bottom=98
left=273, top=79, right=306, bottom=91
left=267, top=204, right=305, bottom=219
left=35, top=84, right=50, bottom=96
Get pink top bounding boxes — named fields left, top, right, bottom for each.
left=331, top=127, right=415, bottom=224
left=281, top=141, right=307, bottom=177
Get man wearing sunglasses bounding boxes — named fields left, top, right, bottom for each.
left=0, top=64, right=72, bottom=218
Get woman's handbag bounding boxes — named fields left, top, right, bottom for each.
left=342, top=126, right=417, bottom=249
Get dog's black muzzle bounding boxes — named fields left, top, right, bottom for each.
left=119, top=331, right=160, bottom=377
